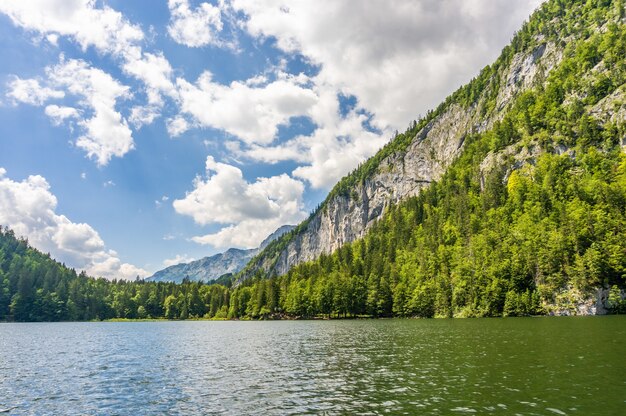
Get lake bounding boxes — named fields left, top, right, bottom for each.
left=0, top=317, right=624, bottom=415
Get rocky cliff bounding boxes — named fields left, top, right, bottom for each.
left=241, top=29, right=567, bottom=280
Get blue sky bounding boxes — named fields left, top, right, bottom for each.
left=0, top=0, right=542, bottom=278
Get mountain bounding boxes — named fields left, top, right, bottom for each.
left=239, top=0, right=626, bottom=283
left=148, top=225, right=295, bottom=283
left=221, top=0, right=626, bottom=318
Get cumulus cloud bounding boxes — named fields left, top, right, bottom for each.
left=128, top=105, right=160, bottom=129
left=44, top=104, right=79, bottom=125
left=163, top=253, right=195, bottom=267
left=176, top=71, right=318, bottom=144
left=232, top=0, right=543, bottom=132
left=49, top=59, right=134, bottom=166
left=123, top=52, right=175, bottom=98
left=0, top=0, right=143, bottom=61
left=123, top=52, right=177, bottom=123
left=0, top=1, right=175, bottom=130
left=167, top=0, right=225, bottom=48
left=6, top=77, right=64, bottom=105
left=0, top=168, right=147, bottom=280
left=5, top=59, right=134, bottom=165
left=236, top=84, right=387, bottom=188
left=173, top=156, right=306, bottom=248
left=166, top=116, right=190, bottom=137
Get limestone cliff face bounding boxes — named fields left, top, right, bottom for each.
left=242, top=40, right=565, bottom=280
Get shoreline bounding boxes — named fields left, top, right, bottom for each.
left=1, top=313, right=620, bottom=324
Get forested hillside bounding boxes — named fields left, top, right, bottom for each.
left=0, top=227, right=231, bottom=321
left=228, top=0, right=626, bottom=318
left=239, top=0, right=626, bottom=281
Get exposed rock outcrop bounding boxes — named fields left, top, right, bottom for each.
left=242, top=39, right=567, bottom=280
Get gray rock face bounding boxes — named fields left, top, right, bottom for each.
left=243, top=40, right=567, bottom=280
left=149, top=225, right=294, bottom=283
left=149, top=248, right=255, bottom=283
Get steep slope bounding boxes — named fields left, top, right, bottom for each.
left=149, top=225, right=294, bottom=283
left=240, top=0, right=582, bottom=281
left=0, top=226, right=81, bottom=321
left=226, top=0, right=626, bottom=318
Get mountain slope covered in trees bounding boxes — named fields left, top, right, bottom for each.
left=227, top=0, right=626, bottom=318
left=0, top=226, right=232, bottom=321
left=239, top=0, right=626, bottom=283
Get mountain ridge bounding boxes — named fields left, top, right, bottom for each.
left=225, top=0, right=626, bottom=319
left=238, top=0, right=577, bottom=282
left=149, top=225, right=295, bottom=283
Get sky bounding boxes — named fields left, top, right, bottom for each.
left=0, top=0, right=543, bottom=279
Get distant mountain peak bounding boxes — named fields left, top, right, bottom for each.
left=147, top=224, right=295, bottom=283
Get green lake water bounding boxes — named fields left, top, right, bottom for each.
left=0, top=316, right=624, bottom=415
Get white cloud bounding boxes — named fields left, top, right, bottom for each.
left=292, top=123, right=386, bottom=189
left=237, top=84, right=387, bottom=189
left=0, top=0, right=144, bottom=61
left=7, top=59, right=134, bottom=166
left=155, top=195, right=169, bottom=208
left=122, top=52, right=176, bottom=119
left=173, top=156, right=306, bottom=248
left=123, top=52, right=175, bottom=99
left=0, top=167, right=147, bottom=280
left=0, top=1, right=175, bottom=131
left=6, top=77, right=64, bottom=105
left=176, top=71, right=317, bottom=144
left=129, top=105, right=160, bottom=129
left=232, top=0, right=543, bottom=132
left=166, top=116, right=190, bottom=137
left=46, top=33, right=59, bottom=45
left=44, top=104, right=79, bottom=125
left=48, top=59, right=134, bottom=166
left=123, top=52, right=175, bottom=127
left=167, top=0, right=224, bottom=48
left=163, top=253, right=195, bottom=267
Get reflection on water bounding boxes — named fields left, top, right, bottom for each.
left=0, top=317, right=624, bottom=415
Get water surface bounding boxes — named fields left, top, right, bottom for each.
left=0, top=317, right=624, bottom=415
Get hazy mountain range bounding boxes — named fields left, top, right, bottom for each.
left=147, top=225, right=295, bottom=283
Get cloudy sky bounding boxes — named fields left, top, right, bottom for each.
left=0, top=0, right=543, bottom=279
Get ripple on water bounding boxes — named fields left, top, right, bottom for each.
left=0, top=318, right=625, bottom=414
